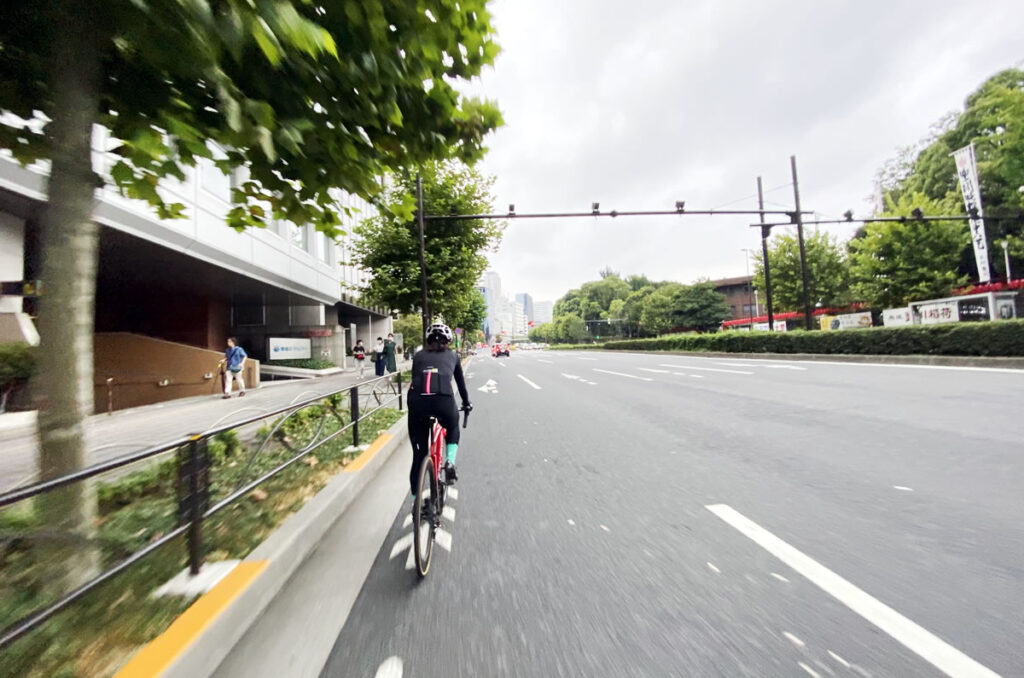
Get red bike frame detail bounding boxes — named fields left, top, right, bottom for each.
left=429, top=419, right=447, bottom=482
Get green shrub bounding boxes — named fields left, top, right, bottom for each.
left=601, top=320, right=1024, bottom=356
left=0, top=343, right=35, bottom=389
left=266, top=358, right=336, bottom=370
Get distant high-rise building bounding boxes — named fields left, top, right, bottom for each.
left=515, top=293, right=534, bottom=322
left=533, top=300, right=554, bottom=325
left=478, top=270, right=503, bottom=340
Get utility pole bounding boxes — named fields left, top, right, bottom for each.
left=791, top=156, right=813, bottom=330
left=757, top=176, right=775, bottom=331
left=416, top=175, right=431, bottom=339
left=1002, top=240, right=1013, bottom=281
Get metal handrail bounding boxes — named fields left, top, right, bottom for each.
left=0, top=372, right=401, bottom=509
left=0, top=373, right=404, bottom=652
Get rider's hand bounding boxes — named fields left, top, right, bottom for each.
left=463, top=402, right=473, bottom=413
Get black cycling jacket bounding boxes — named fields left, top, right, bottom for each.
left=409, top=348, right=470, bottom=402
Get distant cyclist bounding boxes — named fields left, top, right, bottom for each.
left=407, top=323, right=471, bottom=508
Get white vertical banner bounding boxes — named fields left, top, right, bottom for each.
left=952, top=143, right=991, bottom=282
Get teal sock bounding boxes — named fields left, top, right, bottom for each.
left=446, top=443, right=458, bottom=464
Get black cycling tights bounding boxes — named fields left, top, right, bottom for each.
left=406, top=392, right=460, bottom=496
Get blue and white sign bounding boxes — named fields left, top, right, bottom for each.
left=269, top=337, right=312, bottom=360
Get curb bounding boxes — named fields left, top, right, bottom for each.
left=577, top=349, right=1024, bottom=370
left=155, top=414, right=409, bottom=678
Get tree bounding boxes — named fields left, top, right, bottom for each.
left=639, top=283, right=684, bottom=335
left=0, top=0, right=501, bottom=590
left=391, top=314, right=423, bottom=350
left=555, top=315, right=588, bottom=343
left=623, top=286, right=654, bottom=336
left=453, top=289, right=488, bottom=336
left=352, top=160, right=504, bottom=331
left=849, top=192, right=968, bottom=308
left=753, top=230, right=851, bottom=312
left=675, top=280, right=730, bottom=331
left=528, top=322, right=556, bottom=343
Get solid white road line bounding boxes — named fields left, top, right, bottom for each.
left=707, top=562, right=721, bottom=574
left=538, top=359, right=553, bottom=364
left=600, top=524, right=610, bottom=532
left=561, top=373, right=580, bottom=380
left=577, top=357, right=598, bottom=361
left=671, top=372, right=705, bottom=379
left=798, top=662, right=822, bottom=678
left=829, top=651, right=851, bottom=668
left=638, top=368, right=671, bottom=374
left=593, top=369, right=653, bottom=381
left=496, top=362, right=507, bottom=368
left=517, top=374, right=542, bottom=390
left=706, top=504, right=1002, bottom=678
left=375, top=656, right=404, bottom=678
left=660, top=364, right=753, bottom=375
left=894, top=486, right=914, bottom=492
left=771, top=572, right=791, bottom=583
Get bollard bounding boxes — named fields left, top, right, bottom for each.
left=350, top=385, right=359, bottom=447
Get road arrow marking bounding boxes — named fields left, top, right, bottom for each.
left=477, top=379, right=498, bottom=394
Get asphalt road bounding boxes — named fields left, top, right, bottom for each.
left=256, top=350, right=1024, bottom=677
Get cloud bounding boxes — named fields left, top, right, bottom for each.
left=466, top=0, right=1024, bottom=301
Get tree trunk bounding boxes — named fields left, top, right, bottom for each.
left=33, top=0, right=103, bottom=593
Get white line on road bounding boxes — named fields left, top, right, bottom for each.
left=496, top=362, right=507, bottom=368
left=577, top=357, right=598, bottom=361
left=707, top=562, right=721, bottom=574
left=706, top=504, right=1002, bottom=678
left=402, top=514, right=412, bottom=529
left=600, top=524, right=610, bottom=532
left=660, top=364, right=753, bottom=375
left=671, top=372, right=706, bottom=379
left=442, top=506, right=456, bottom=521
left=405, top=546, right=414, bottom=570
left=894, top=486, right=914, bottom=492
left=829, top=651, right=851, bottom=668
left=783, top=631, right=806, bottom=647
left=517, top=374, right=542, bottom=390
left=638, top=368, right=671, bottom=374
left=593, top=369, right=653, bottom=381
left=448, top=487, right=458, bottom=500
left=375, top=657, right=404, bottom=678
left=567, top=519, right=576, bottom=526
left=435, top=528, right=452, bottom=552
left=389, top=533, right=413, bottom=560
left=771, top=572, right=790, bottom=583
left=798, top=662, right=822, bottom=678
left=538, top=359, right=553, bottom=364
left=561, top=373, right=580, bottom=380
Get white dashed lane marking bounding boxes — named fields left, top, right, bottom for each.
left=593, top=369, right=652, bottom=382
left=517, top=374, right=542, bottom=390
left=660, top=364, right=753, bottom=375
left=707, top=562, right=721, bottom=574
left=706, top=503, right=1001, bottom=678
left=375, top=656, right=404, bottom=678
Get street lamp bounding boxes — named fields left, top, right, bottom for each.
left=1002, top=240, right=1013, bottom=281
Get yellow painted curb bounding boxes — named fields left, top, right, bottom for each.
left=344, top=432, right=394, bottom=472
left=115, top=561, right=268, bottom=678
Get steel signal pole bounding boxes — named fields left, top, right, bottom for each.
left=757, top=176, right=775, bottom=331
left=791, top=156, right=813, bottom=330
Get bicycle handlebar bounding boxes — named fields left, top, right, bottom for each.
left=461, top=405, right=471, bottom=429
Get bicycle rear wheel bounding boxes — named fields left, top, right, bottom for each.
left=413, top=455, right=436, bottom=577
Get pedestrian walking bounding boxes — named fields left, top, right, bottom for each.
left=384, top=332, right=397, bottom=374
left=221, top=337, right=247, bottom=398
left=353, top=339, right=366, bottom=378
left=374, top=336, right=386, bottom=376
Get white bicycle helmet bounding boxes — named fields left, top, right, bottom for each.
left=425, top=323, right=454, bottom=344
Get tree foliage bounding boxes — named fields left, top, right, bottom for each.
left=752, top=230, right=850, bottom=312
left=848, top=193, right=968, bottom=308
left=352, top=160, right=504, bottom=324
left=453, top=289, right=488, bottom=335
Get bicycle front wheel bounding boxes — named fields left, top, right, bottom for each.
left=413, top=455, right=436, bottom=577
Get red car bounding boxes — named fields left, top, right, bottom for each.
left=491, top=343, right=510, bottom=357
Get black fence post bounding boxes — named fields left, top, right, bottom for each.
left=178, top=435, right=210, bottom=576
left=397, top=371, right=403, bottom=411
left=350, top=385, right=359, bottom=447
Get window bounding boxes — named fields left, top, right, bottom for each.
left=288, top=223, right=309, bottom=251
left=321, top=232, right=333, bottom=264
left=232, top=293, right=265, bottom=326
left=200, top=145, right=231, bottom=201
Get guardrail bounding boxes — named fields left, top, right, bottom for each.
left=0, top=372, right=404, bottom=651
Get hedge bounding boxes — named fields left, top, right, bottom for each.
left=266, top=358, right=337, bottom=369
left=600, top=320, right=1024, bottom=357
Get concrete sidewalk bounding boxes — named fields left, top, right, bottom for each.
left=0, top=360, right=410, bottom=493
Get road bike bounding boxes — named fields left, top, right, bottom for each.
left=413, top=405, right=470, bottom=577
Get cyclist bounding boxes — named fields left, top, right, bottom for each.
left=407, top=323, right=471, bottom=508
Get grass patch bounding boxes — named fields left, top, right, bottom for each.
left=0, top=400, right=404, bottom=677
left=265, top=358, right=336, bottom=370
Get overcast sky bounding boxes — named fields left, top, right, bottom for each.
left=463, top=0, right=1024, bottom=304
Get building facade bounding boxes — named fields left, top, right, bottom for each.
left=0, top=132, right=390, bottom=409
left=533, top=300, right=554, bottom=325
left=515, top=292, right=534, bottom=323
left=710, top=275, right=761, bottom=319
